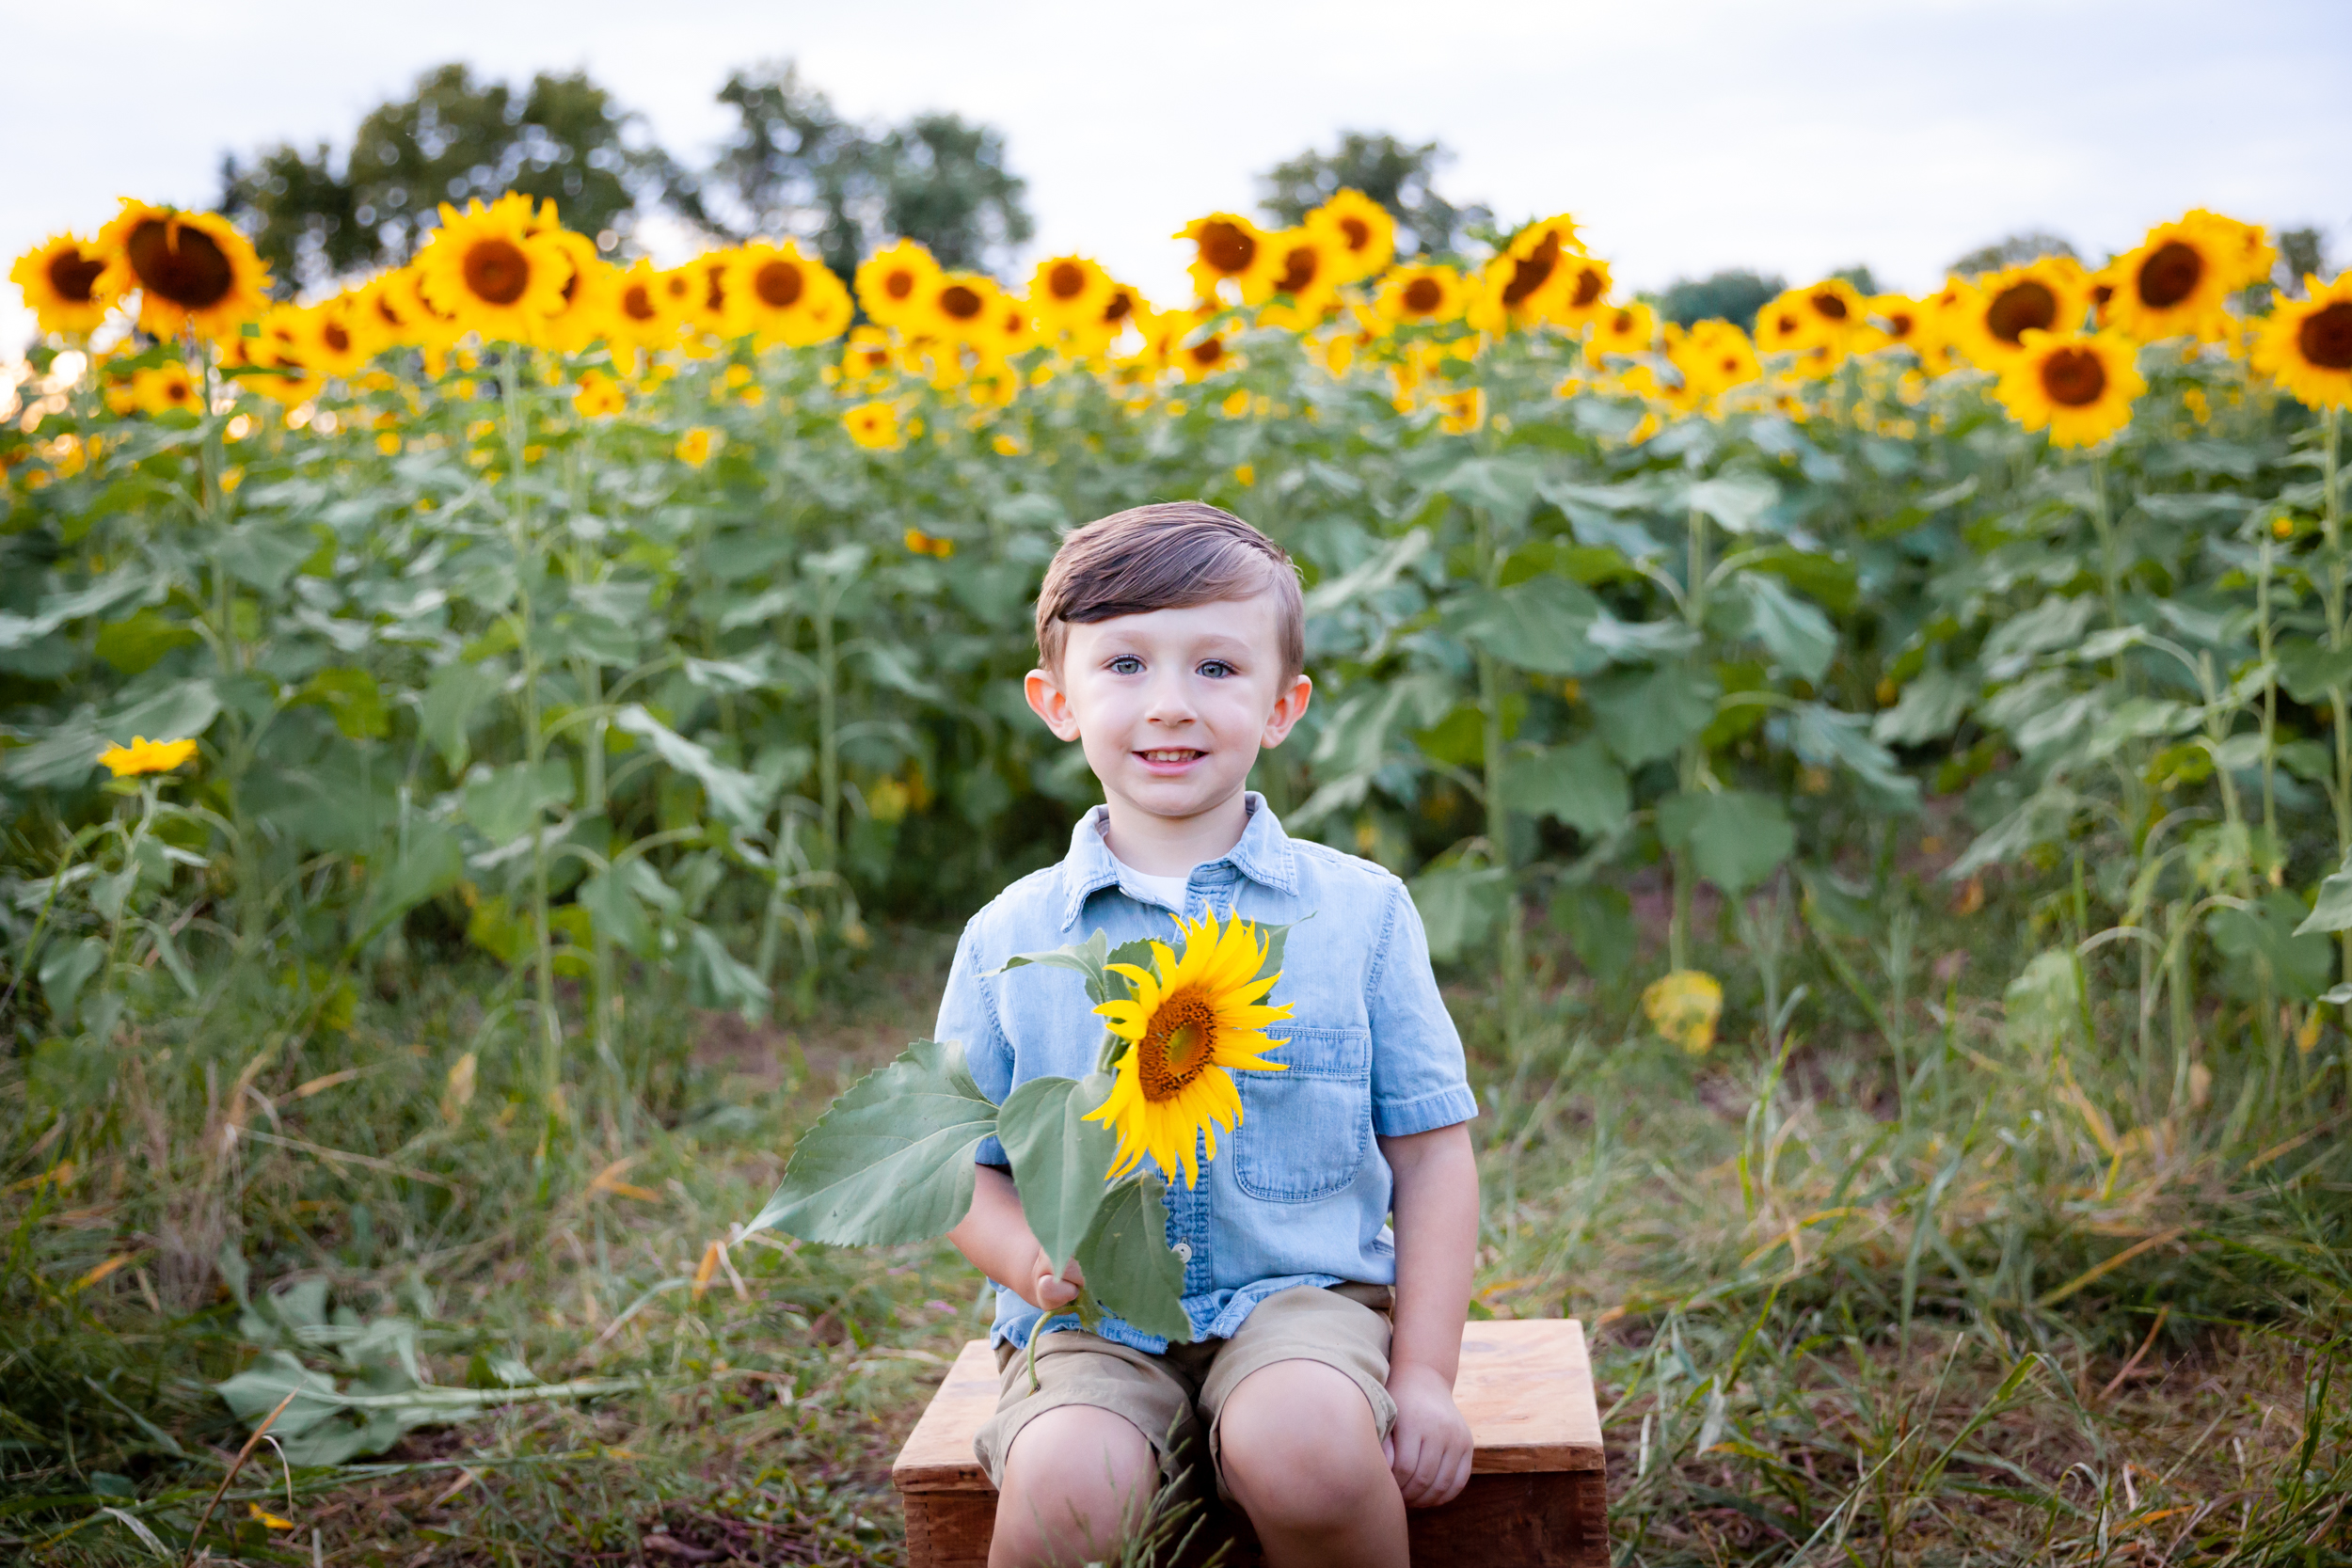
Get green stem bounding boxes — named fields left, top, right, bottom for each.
left=1474, top=510, right=1524, bottom=1037
left=2090, top=452, right=2123, bottom=633
left=501, top=352, right=564, bottom=1153
left=2321, top=406, right=2350, bottom=984
left=2257, top=532, right=2280, bottom=873
left=1669, top=505, right=1710, bottom=974
left=817, top=582, right=842, bottom=874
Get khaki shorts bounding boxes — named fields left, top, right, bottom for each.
left=973, top=1283, right=1395, bottom=1501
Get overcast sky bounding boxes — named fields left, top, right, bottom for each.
left=6, top=0, right=2348, bottom=355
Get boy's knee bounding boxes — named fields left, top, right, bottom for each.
left=993, top=1405, right=1158, bottom=1567
left=1217, top=1360, right=1392, bottom=1528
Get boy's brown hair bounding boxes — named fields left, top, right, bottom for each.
left=1034, top=501, right=1305, bottom=681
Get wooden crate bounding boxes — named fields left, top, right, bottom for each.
left=894, top=1317, right=1607, bottom=1567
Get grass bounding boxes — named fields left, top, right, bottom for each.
left=3, top=869, right=2348, bottom=1567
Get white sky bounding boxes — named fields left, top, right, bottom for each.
left=6, top=0, right=2348, bottom=356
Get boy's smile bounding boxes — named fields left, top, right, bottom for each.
left=1025, top=594, right=1311, bottom=875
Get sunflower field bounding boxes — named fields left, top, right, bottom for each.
left=5, top=188, right=2352, bottom=1564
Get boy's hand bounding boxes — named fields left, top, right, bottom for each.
left=1017, top=1244, right=1084, bottom=1312
left=1382, top=1362, right=1472, bottom=1508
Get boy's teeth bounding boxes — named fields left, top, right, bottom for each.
left=1143, top=750, right=1197, bottom=761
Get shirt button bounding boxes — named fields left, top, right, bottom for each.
left=1171, top=1242, right=1193, bottom=1262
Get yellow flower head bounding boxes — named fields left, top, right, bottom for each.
left=1994, top=328, right=2145, bottom=449
left=1177, top=213, right=1279, bottom=304
left=610, top=259, right=681, bottom=349
left=1584, top=300, right=1658, bottom=365
left=2106, top=216, right=2237, bottom=345
left=2251, top=269, right=2352, bottom=412
left=1862, top=293, right=1934, bottom=358
left=675, top=426, right=722, bottom=467
left=294, top=297, right=371, bottom=379
left=1643, top=970, right=1723, bottom=1054
left=1466, top=214, right=1584, bottom=333
left=573, top=368, right=628, bottom=418
left=1261, top=228, right=1342, bottom=310
left=94, top=200, right=270, bottom=342
left=1669, top=318, right=1761, bottom=404
left=99, top=736, right=198, bottom=778
left=725, top=240, right=851, bottom=348
left=1304, top=189, right=1396, bottom=284
left=1089, top=908, right=1293, bottom=1188
left=1949, top=257, right=2091, bottom=371
left=1027, top=254, right=1119, bottom=341
left=856, top=238, right=944, bottom=331
left=129, top=362, right=200, bottom=417
left=844, top=400, right=903, bottom=451
left=1377, top=263, right=1470, bottom=330
left=10, top=232, right=117, bottom=335
left=904, top=527, right=955, bottom=557
left=412, top=197, right=576, bottom=344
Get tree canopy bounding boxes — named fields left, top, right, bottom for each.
left=1258, top=132, right=1489, bottom=258
left=1655, top=270, right=1786, bottom=331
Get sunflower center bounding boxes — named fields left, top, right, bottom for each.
left=1277, top=245, right=1320, bottom=294
left=462, top=238, right=532, bottom=306
left=1887, top=311, right=1915, bottom=337
left=884, top=267, right=916, bottom=301
left=323, top=320, right=351, bottom=353
left=126, top=218, right=233, bottom=310
left=2039, top=345, right=2107, bottom=406
left=163, top=378, right=190, bottom=404
left=755, top=260, right=804, bottom=309
left=1402, top=277, right=1442, bottom=314
left=940, top=283, right=983, bottom=321
left=1137, top=994, right=1217, bottom=1101
left=704, top=265, right=726, bottom=311
left=1102, top=290, right=1135, bottom=325
left=1810, top=290, right=1849, bottom=321
left=2137, top=241, right=2203, bottom=309
left=621, top=282, right=656, bottom=322
left=1572, top=266, right=1605, bottom=308
left=47, top=247, right=104, bottom=304
left=1198, top=221, right=1256, bottom=277
left=1985, top=280, right=2058, bottom=344
left=1187, top=337, right=1224, bottom=368
left=1502, top=231, right=1561, bottom=308
left=1048, top=261, right=1088, bottom=300
left=2298, top=302, right=2352, bottom=371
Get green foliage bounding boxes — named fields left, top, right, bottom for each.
left=1949, top=229, right=2079, bottom=277
left=1655, top=269, right=1785, bottom=330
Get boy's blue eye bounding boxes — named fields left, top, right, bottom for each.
left=1109, top=656, right=1143, bottom=675
left=1198, top=660, right=1235, bottom=678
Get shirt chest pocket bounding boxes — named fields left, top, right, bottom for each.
left=1232, top=1027, right=1372, bottom=1203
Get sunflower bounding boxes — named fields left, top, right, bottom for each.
left=10, top=232, right=116, bottom=335
left=2104, top=218, right=2235, bottom=344
left=843, top=399, right=903, bottom=451
left=1584, top=300, right=1658, bottom=364
left=1375, top=263, right=1469, bottom=330
left=1435, top=385, right=1486, bottom=435
left=2185, top=209, right=2276, bottom=291
left=851, top=239, right=940, bottom=332
left=294, top=298, right=371, bottom=379
left=675, top=426, right=722, bottom=467
left=1094, top=281, right=1147, bottom=347
left=2250, top=271, right=2352, bottom=411
left=609, top=260, right=679, bottom=350
left=1669, top=318, right=1760, bottom=402
left=1949, top=258, right=2090, bottom=370
left=1088, top=907, right=1291, bottom=1188
left=1467, top=214, right=1583, bottom=333
left=537, top=233, right=623, bottom=354
left=914, top=270, right=1006, bottom=346
left=572, top=368, right=628, bottom=418
left=1027, top=254, right=1117, bottom=341
left=1553, top=256, right=1613, bottom=330
left=412, top=198, right=575, bottom=344
left=1166, top=314, right=1237, bottom=383
left=1642, top=971, right=1722, bottom=1054
left=98, top=736, right=199, bottom=778
left=834, top=325, right=898, bottom=391
left=1262, top=229, right=1340, bottom=309
left=679, top=251, right=739, bottom=344
left=128, top=363, right=200, bottom=417
left=723, top=240, right=850, bottom=349
left=1305, top=189, right=1396, bottom=284
left=1177, top=213, right=1278, bottom=303
left=93, top=200, right=269, bottom=341
left=1862, top=293, right=1931, bottom=357
left=1994, top=328, right=2145, bottom=448
left=223, top=310, right=316, bottom=404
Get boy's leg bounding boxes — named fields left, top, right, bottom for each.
left=973, top=1329, right=1198, bottom=1568
left=992, top=1405, right=1156, bottom=1568
left=1198, top=1286, right=1406, bottom=1568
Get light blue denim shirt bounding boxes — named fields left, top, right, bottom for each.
left=933, top=794, right=1477, bottom=1353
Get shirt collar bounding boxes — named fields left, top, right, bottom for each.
left=1057, top=792, right=1299, bottom=931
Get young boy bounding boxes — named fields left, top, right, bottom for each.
left=937, top=501, right=1481, bottom=1568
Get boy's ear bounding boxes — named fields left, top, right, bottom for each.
left=1259, top=673, right=1313, bottom=750
left=1025, top=667, right=1083, bottom=740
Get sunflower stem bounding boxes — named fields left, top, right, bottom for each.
left=2321, top=404, right=2350, bottom=984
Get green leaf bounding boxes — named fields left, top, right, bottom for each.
left=215, top=520, right=317, bottom=594
left=2, top=677, right=220, bottom=789
left=1501, top=739, right=1629, bottom=836
left=997, top=1073, right=1123, bottom=1275
left=746, top=1037, right=999, bottom=1245
left=2277, top=639, right=2352, bottom=705
left=1680, top=471, right=1779, bottom=533
left=462, top=760, right=573, bottom=846
left=2296, top=866, right=2352, bottom=936
left=1788, top=703, right=1919, bottom=807
left=1433, top=453, right=1541, bottom=522
left=38, top=936, right=105, bottom=1026
left=0, top=571, right=156, bottom=651
left=686, top=923, right=771, bottom=1013
left=1588, top=665, right=1720, bottom=767
left=1736, top=576, right=1836, bottom=682
left=991, top=929, right=1114, bottom=1006
left=92, top=608, right=199, bottom=675
left=2211, top=890, right=2332, bottom=1003
left=1873, top=667, right=1975, bottom=747
left=421, top=661, right=502, bottom=771
left=612, top=705, right=771, bottom=832
left=1449, top=577, right=1610, bottom=676
left=1408, top=863, right=1509, bottom=962
left=297, top=666, right=389, bottom=739
left=1075, top=1176, right=1189, bottom=1342
left=1549, top=882, right=1634, bottom=976
left=1658, top=790, right=1794, bottom=894
left=351, top=820, right=464, bottom=948
left=579, top=868, right=654, bottom=957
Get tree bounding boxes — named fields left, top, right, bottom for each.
left=701, top=62, right=1032, bottom=278
left=1948, top=230, right=2076, bottom=278
left=1257, top=133, right=1489, bottom=258
left=2277, top=227, right=2328, bottom=294
left=1655, top=270, right=1786, bottom=331
left=221, top=63, right=681, bottom=293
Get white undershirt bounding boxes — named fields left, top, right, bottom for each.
left=1112, top=854, right=1193, bottom=911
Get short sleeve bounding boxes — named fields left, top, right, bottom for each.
left=1366, top=880, right=1478, bottom=1136
left=935, top=919, right=1014, bottom=1166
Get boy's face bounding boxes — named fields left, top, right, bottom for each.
left=1025, top=594, right=1311, bottom=826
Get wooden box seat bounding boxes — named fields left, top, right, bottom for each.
left=894, top=1317, right=1607, bottom=1567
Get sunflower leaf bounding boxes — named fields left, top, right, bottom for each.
left=996, top=1072, right=1122, bottom=1277
left=991, top=929, right=1113, bottom=1006
left=745, top=1037, right=997, bottom=1245
left=1076, top=1175, right=1190, bottom=1343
